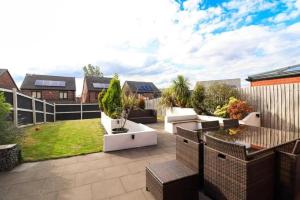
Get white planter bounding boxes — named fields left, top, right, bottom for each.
left=101, top=112, right=157, bottom=152
left=101, top=112, right=125, bottom=134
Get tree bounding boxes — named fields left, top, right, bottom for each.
left=191, top=83, right=205, bottom=114
left=172, top=75, right=190, bottom=107
left=203, top=83, right=239, bottom=115
left=83, top=64, right=103, bottom=77
left=101, top=75, right=122, bottom=119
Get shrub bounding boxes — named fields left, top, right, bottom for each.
left=122, top=94, right=138, bottom=110
left=0, top=92, right=23, bottom=145
left=102, top=76, right=122, bottom=119
left=203, top=83, right=239, bottom=115
left=214, top=97, right=252, bottom=120
left=172, top=75, right=190, bottom=107
left=227, top=98, right=252, bottom=120
left=97, top=89, right=106, bottom=110
left=214, top=97, right=238, bottom=118
left=160, top=87, right=175, bottom=108
left=191, top=84, right=205, bottom=114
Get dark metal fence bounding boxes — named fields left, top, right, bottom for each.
left=0, top=88, right=100, bottom=127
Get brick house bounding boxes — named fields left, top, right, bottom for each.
left=20, top=74, right=76, bottom=103
left=0, top=69, right=18, bottom=90
left=81, top=76, right=112, bottom=103
left=246, top=64, right=300, bottom=87
left=122, top=81, right=160, bottom=100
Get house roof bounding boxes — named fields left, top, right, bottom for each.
left=197, top=78, right=241, bottom=88
left=0, top=68, right=19, bottom=90
left=20, top=74, right=76, bottom=91
left=0, top=69, right=7, bottom=76
left=84, top=76, right=112, bottom=91
left=246, top=64, right=300, bottom=82
left=124, top=81, right=160, bottom=93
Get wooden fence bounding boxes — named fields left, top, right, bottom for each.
left=240, top=83, right=300, bottom=135
left=0, top=88, right=100, bottom=127
left=145, top=83, right=300, bottom=133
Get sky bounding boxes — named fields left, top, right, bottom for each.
left=0, top=0, right=300, bottom=96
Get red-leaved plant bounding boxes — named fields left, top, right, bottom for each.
left=227, top=99, right=252, bottom=120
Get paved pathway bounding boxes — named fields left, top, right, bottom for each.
left=0, top=123, right=176, bottom=200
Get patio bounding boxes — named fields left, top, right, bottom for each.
left=0, top=122, right=209, bottom=200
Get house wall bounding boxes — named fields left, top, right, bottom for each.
left=81, top=80, right=89, bottom=103
left=251, top=76, right=300, bottom=86
left=0, top=72, right=18, bottom=90
left=21, top=90, right=75, bottom=103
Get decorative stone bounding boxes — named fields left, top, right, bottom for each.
left=0, top=144, right=21, bottom=171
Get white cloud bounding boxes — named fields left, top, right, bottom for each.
left=0, top=0, right=300, bottom=96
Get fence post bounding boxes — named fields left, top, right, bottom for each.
left=32, top=99, right=36, bottom=124
left=80, top=103, right=83, bottom=120
left=54, top=103, right=56, bottom=122
left=12, top=88, right=18, bottom=127
left=43, top=100, right=46, bottom=123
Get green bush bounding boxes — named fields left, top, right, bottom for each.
left=191, top=84, right=205, bottom=114
left=0, top=92, right=23, bottom=145
left=203, top=83, right=239, bottom=115
left=102, top=76, right=122, bottom=119
left=97, top=89, right=106, bottom=110
left=160, top=87, right=175, bottom=108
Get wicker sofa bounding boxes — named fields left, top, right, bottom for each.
left=128, top=109, right=157, bottom=124
left=204, top=135, right=275, bottom=200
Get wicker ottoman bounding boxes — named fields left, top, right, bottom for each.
left=146, top=160, right=198, bottom=200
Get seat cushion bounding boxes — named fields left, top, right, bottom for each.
left=167, top=115, right=197, bottom=123
left=146, top=160, right=197, bottom=184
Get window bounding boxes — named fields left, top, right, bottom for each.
left=59, top=91, right=68, bottom=99
left=32, top=91, right=41, bottom=99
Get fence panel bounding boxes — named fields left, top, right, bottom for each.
left=0, top=88, right=100, bottom=127
left=240, top=83, right=300, bottom=132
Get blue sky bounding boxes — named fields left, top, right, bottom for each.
left=0, top=0, right=300, bottom=95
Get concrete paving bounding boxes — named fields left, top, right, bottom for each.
left=0, top=122, right=210, bottom=200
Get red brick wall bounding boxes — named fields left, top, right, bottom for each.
left=21, top=89, right=75, bottom=103
left=251, top=76, right=300, bottom=86
left=0, top=72, right=18, bottom=90
left=81, top=80, right=89, bottom=103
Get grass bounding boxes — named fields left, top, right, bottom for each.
left=20, top=118, right=104, bottom=162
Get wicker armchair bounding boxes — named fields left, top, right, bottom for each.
left=204, top=135, right=275, bottom=200
left=223, top=119, right=239, bottom=129
left=201, top=121, right=220, bottom=131
left=276, top=140, right=300, bottom=200
left=176, top=126, right=204, bottom=186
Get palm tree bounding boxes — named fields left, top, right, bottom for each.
left=172, top=75, right=190, bottom=107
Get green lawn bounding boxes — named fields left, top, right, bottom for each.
left=20, top=118, right=104, bottom=162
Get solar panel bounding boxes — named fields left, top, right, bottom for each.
left=93, top=83, right=110, bottom=89
left=35, top=80, right=66, bottom=87
left=138, top=85, right=153, bottom=92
